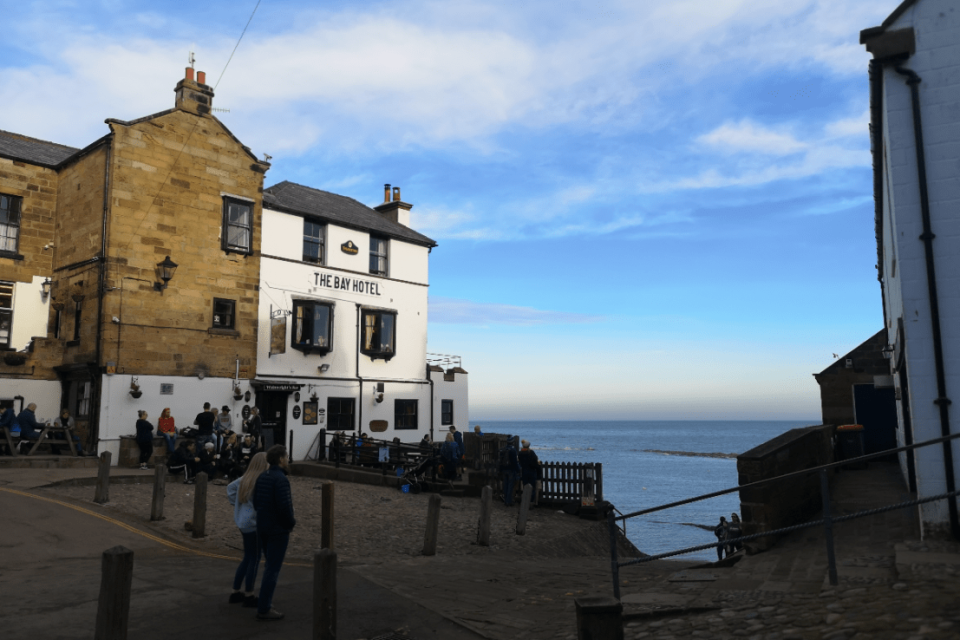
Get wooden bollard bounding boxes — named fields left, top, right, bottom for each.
left=575, top=596, right=623, bottom=640
left=477, top=485, right=492, bottom=546
left=94, top=545, right=134, bottom=640
left=422, top=494, right=442, bottom=556
left=516, top=483, right=533, bottom=535
left=321, top=482, right=335, bottom=549
left=94, top=451, right=112, bottom=504
left=313, top=548, right=337, bottom=640
left=150, top=463, right=166, bottom=521
left=192, top=472, right=208, bottom=538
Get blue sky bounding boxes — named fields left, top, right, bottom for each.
left=0, top=0, right=897, bottom=420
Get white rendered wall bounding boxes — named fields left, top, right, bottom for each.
left=10, top=276, right=51, bottom=351
left=880, top=0, right=960, bottom=535
left=0, top=379, right=61, bottom=421
left=97, top=373, right=251, bottom=465
left=433, top=372, right=469, bottom=432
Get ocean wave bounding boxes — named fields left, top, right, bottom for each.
left=531, top=446, right=596, bottom=452
left=642, top=449, right=739, bottom=459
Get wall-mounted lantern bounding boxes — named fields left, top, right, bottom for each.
left=154, top=256, right=179, bottom=292
left=41, top=278, right=52, bottom=300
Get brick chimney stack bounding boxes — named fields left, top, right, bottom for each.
left=374, top=183, right=412, bottom=227
left=174, top=67, right=214, bottom=116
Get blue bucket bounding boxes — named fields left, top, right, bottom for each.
left=401, top=483, right=410, bottom=493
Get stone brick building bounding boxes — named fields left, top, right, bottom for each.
left=1, top=68, right=467, bottom=461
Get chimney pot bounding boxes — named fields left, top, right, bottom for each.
left=186, top=67, right=195, bottom=81
left=197, top=70, right=206, bottom=85
left=393, top=186, right=401, bottom=202
left=383, top=184, right=391, bottom=204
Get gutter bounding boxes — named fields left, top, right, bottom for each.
left=356, top=303, right=363, bottom=432
left=92, top=140, right=113, bottom=451
left=893, top=65, right=960, bottom=540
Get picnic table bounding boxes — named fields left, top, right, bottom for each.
left=26, top=424, right=78, bottom=456
left=2, top=426, right=18, bottom=457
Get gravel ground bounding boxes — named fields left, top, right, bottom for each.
left=45, top=474, right=595, bottom=564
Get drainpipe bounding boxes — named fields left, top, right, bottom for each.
left=356, top=304, right=363, bottom=432
left=894, top=66, right=960, bottom=540
left=92, top=142, right=112, bottom=452
left=428, top=365, right=435, bottom=442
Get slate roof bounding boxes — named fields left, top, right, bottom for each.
left=0, top=129, right=79, bottom=167
left=263, top=181, right=436, bottom=248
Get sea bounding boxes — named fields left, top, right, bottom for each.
left=473, top=420, right=815, bottom=562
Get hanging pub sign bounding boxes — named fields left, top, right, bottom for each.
left=341, top=240, right=359, bottom=255
left=270, top=313, right=286, bottom=356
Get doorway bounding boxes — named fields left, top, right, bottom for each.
left=257, top=392, right=288, bottom=451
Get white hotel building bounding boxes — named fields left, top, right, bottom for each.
left=254, top=182, right=467, bottom=460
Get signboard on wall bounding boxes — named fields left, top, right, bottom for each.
left=270, top=316, right=286, bottom=355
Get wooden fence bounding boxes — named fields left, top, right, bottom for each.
left=539, top=461, right=603, bottom=506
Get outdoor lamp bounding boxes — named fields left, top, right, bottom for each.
left=155, top=256, right=178, bottom=291
left=41, top=278, right=52, bottom=300
left=318, top=364, right=331, bottom=373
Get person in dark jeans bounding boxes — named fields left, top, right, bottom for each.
left=499, top=436, right=520, bottom=506
left=253, top=445, right=296, bottom=621
left=518, top=439, right=540, bottom=505
left=18, top=403, right=43, bottom=441
left=714, top=516, right=729, bottom=561
left=194, top=402, right=216, bottom=451
left=135, top=410, right=154, bottom=470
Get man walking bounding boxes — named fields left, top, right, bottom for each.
left=253, top=445, right=296, bottom=621
left=499, top=436, right=520, bottom=506
left=714, top=516, right=729, bottom=561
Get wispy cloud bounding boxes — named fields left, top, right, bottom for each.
left=698, top=120, right=807, bottom=156
left=430, top=297, right=603, bottom=326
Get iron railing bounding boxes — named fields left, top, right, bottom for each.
left=426, top=353, right=462, bottom=369
left=607, top=430, right=960, bottom=599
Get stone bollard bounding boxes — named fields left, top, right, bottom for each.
left=192, top=472, right=208, bottom=538
left=150, top=463, right=166, bottom=521
left=94, top=545, right=134, bottom=640
left=575, top=596, right=623, bottom=640
left=516, top=483, right=533, bottom=535
left=321, top=482, right=335, bottom=549
left=423, top=494, right=442, bottom=556
left=477, top=485, right=492, bottom=546
left=313, top=548, right=337, bottom=640
left=94, top=451, right=112, bottom=504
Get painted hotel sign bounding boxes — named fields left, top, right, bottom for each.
left=341, top=240, right=359, bottom=255
left=313, top=271, right=382, bottom=296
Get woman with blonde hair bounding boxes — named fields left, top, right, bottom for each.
left=227, top=452, right=269, bottom=607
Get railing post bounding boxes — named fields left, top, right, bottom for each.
left=192, top=472, right=207, bottom=538
left=318, top=428, right=326, bottom=461
left=607, top=509, right=621, bottom=600
left=94, top=545, right=134, bottom=640
left=820, top=469, right=838, bottom=586
left=150, top=463, right=165, bottom=521
left=94, top=451, right=112, bottom=504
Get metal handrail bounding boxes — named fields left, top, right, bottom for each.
left=607, top=429, right=960, bottom=599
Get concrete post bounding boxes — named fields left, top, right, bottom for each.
left=321, top=482, right=335, bottom=549
left=423, top=494, right=442, bottom=556
left=94, top=451, right=112, bottom=504
left=150, top=463, right=166, bottom=521
left=516, top=483, right=533, bottom=535
left=94, top=545, right=134, bottom=640
left=192, top=472, right=207, bottom=538
left=477, top=485, right=492, bottom=546
left=313, top=548, right=337, bottom=640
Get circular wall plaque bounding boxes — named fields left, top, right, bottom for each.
left=292, top=405, right=302, bottom=420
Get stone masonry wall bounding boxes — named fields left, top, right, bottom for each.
left=0, top=157, right=57, bottom=284
left=99, top=108, right=266, bottom=379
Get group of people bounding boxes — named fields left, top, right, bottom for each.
left=131, top=402, right=264, bottom=482
left=226, top=444, right=296, bottom=621
left=498, top=435, right=541, bottom=507
left=0, top=403, right=87, bottom=455
left=714, top=512, right=744, bottom=560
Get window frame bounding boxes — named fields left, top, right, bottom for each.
left=441, top=399, right=454, bottom=426
left=327, top=397, right=356, bottom=431
left=221, top=197, right=253, bottom=255
left=302, top=219, right=326, bottom=265
left=360, top=308, right=396, bottom=361
left=369, top=236, right=388, bottom=277
left=394, top=399, right=418, bottom=430
left=291, top=299, right=334, bottom=355
left=0, top=193, right=22, bottom=257
left=0, top=281, right=13, bottom=349
left=212, top=298, right=236, bottom=330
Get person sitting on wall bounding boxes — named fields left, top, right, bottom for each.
left=157, top=408, right=177, bottom=454
left=244, top=407, right=263, bottom=448
left=0, top=406, right=19, bottom=455
left=220, top=432, right=241, bottom=479
left=239, top=434, right=260, bottom=473
left=198, top=441, right=219, bottom=478
left=168, top=440, right=199, bottom=483
left=194, top=402, right=216, bottom=451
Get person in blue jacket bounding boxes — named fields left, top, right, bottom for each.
left=18, top=403, right=43, bottom=440
left=227, top=452, right=269, bottom=608
left=499, top=436, right=521, bottom=506
left=440, top=433, right=460, bottom=481
left=253, top=445, right=296, bottom=621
